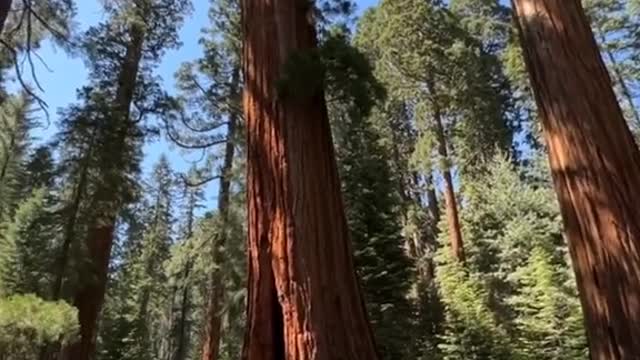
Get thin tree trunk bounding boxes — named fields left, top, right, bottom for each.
left=201, top=68, right=240, bottom=360
left=171, top=189, right=198, bottom=360
left=241, top=0, right=378, bottom=358
left=432, top=100, right=465, bottom=263
left=512, top=1, right=640, bottom=358
left=0, top=0, right=12, bottom=36
left=62, top=20, right=145, bottom=360
left=172, top=261, right=192, bottom=360
left=595, top=32, right=640, bottom=129
left=52, top=147, right=92, bottom=300
left=424, top=172, right=440, bottom=233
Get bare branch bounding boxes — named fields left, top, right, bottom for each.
left=0, top=38, right=49, bottom=122
left=179, top=172, right=220, bottom=187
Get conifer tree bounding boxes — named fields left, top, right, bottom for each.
left=583, top=0, right=640, bottom=130
left=355, top=0, right=513, bottom=263
left=56, top=2, right=190, bottom=358
left=329, top=31, right=414, bottom=359
left=0, top=94, right=34, bottom=220
left=0, top=188, right=55, bottom=298
left=98, top=155, right=176, bottom=360
left=172, top=0, right=243, bottom=357
left=509, top=247, right=587, bottom=360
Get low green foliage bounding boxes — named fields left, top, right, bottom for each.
left=0, top=294, right=78, bottom=359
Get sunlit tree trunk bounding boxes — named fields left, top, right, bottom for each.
left=512, top=0, right=640, bottom=358
left=432, top=98, right=465, bottom=263
left=241, top=0, right=379, bottom=358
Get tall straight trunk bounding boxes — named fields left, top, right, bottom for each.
left=172, top=261, right=192, bottom=360
left=62, top=21, right=145, bottom=360
left=201, top=68, right=240, bottom=360
left=241, top=0, right=378, bottom=359
left=512, top=1, right=640, bottom=358
left=171, top=190, right=198, bottom=360
left=0, top=0, right=12, bottom=36
left=432, top=100, right=465, bottom=263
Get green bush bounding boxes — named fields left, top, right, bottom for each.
left=0, top=294, right=78, bottom=359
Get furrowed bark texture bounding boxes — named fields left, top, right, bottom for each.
left=512, top=0, right=640, bottom=358
left=241, top=0, right=379, bottom=359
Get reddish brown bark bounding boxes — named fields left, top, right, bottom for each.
left=201, top=281, right=224, bottom=360
left=433, top=99, right=465, bottom=263
left=241, top=0, right=379, bottom=359
left=512, top=1, right=640, bottom=358
left=61, top=225, right=115, bottom=360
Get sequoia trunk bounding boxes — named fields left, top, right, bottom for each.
left=241, top=0, right=379, bottom=359
left=512, top=0, right=640, bottom=358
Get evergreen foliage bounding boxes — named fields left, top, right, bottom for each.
left=3, top=0, right=635, bottom=358
left=0, top=294, right=78, bottom=360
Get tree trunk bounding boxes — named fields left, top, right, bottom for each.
left=512, top=1, right=640, bottom=358
left=424, top=172, right=440, bottom=234
left=594, top=31, right=640, bottom=130
left=52, top=146, right=93, bottom=300
left=0, top=0, right=12, bottom=36
left=432, top=100, right=465, bottom=263
left=172, top=261, right=192, bottom=360
left=62, top=20, right=145, bottom=360
left=62, top=224, right=115, bottom=360
left=241, top=0, right=378, bottom=359
left=171, top=189, right=198, bottom=360
left=200, top=67, right=240, bottom=360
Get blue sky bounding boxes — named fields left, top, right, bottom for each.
left=22, top=0, right=378, bottom=205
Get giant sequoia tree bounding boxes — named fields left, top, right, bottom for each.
left=512, top=0, right=640, bottom=358
left=241, top=0, right=378, bottom=358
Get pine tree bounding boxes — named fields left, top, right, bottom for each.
left=56, top=1, right=190, bottom=358
left=509, top=247, right=587, bottom=360
left=454, top=154, right=587, bottom=357
left=0, top=94, right=34, bottom=220
left=165, top=167, right=204, bottom=360
left=435, top=255, right=512, bottom=360
left=173, top=1, right=242, bottom=357
left=329, top=33, right=414, bottom=358
left=583, top=0, right=640, bottom=131
left=98, top=156, right=176, bottom=360
left=355, top=0, right=514, bottom=263
left=0, top=188, right=56, bottom=298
